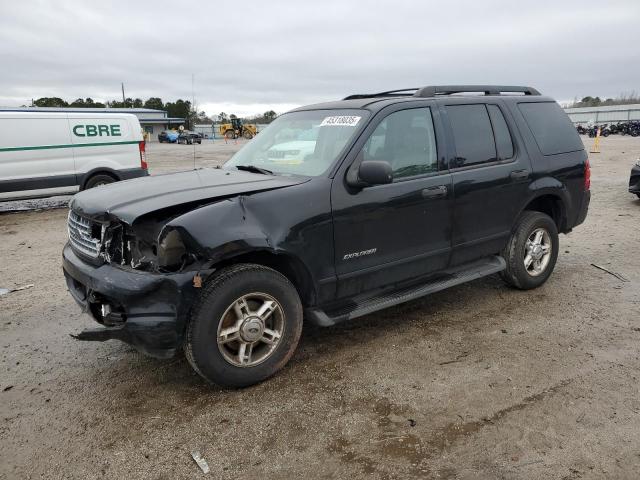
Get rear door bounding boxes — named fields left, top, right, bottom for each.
left=331, top=104, right=453, bottom=299
left=0, top=113, right=76, bottom=193
left=441, top=101, right=532, bottom=265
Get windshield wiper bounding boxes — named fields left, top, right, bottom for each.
left=235, top=165, right=273, bottom=175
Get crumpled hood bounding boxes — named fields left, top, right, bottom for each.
left=70, top=168, right=308, bottom=224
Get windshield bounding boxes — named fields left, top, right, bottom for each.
left=224, top=109, right=369, bottom=176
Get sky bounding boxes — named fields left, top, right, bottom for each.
left=1, top=0, right=639, bottom=117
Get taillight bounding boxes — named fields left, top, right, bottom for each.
left=584, top=158, right=591, bottom=191
left=139, top=141, right=148, bottom=170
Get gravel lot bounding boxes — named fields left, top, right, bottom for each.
left=1, top=137, right=639, bottom=479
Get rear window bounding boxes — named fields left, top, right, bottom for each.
left=518, top=102, right=583, bottom=155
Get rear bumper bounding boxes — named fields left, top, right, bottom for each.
left=62, top=243, right=196, bottom=358
left=118, top=167, right=149, bottom=181
left=629, top=165, right=640, bottom=194
left=573, top=190, right=590, bottom=228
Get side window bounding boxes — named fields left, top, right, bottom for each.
left=361, top=108, right=438, bottom=179
left=487, top=105, right=514, bottom=160
left=446, top=104, right=496, bottom=167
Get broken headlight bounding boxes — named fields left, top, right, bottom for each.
left=157, top=228, right=187, bottom=271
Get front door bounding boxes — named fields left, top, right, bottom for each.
left=331, top=106, right=453, bottom=299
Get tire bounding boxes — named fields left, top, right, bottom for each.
left=243, top=130, right=253, bottom=140
left=500, top=211, right=559, bottom=290
left=224, top=130, right=235, bottom=139
left=84, top=173, right=116, bottom=190
left=185, top=264, right=303, bottom=388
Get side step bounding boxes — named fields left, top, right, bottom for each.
left=306, top=255, right=505, bottom=327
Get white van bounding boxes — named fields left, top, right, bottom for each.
left=0, top=111, right=148, bottom=199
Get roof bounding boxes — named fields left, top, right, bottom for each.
left=291, top=93, right=554, bottom=114
left=0, top=106, right=165, bottom=114
left=138, top=118, right=185, bottom=124
left=290, top=85, right=548, bottom=113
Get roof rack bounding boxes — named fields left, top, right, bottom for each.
left=414, top=85, right=541, bottom=97
left=343, top=85, right=540, bottom=100
left=343, top=88, right=419, bottom=100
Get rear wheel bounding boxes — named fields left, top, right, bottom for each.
left=185, top=264, right=303, bottom=388
left=84, top=173, right=116, bottom=190
left=224, top=130, right=235, bottom=139
left=500, top=211, right=559, bottom=290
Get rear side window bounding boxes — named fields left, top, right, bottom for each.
left=446, top=105, right=496, bottom=166
left=487, top=105, right=514, bottom=160
left=518, top=102, right=583, bottom=155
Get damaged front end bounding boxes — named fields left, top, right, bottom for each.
left=63, top=209, right=207, bottom=358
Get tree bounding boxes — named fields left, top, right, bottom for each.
left=165, top=99, right=192, bottom=127
left=263, top=110, right=277, bottom=122
left=230, top=114, right=237, bottom=120
left=144, top=97, right=164, bottom=110
left=33, top=97, right=68, bottom=107
left=218, top=112, right=228, bottom=123
left=68, top=97, right=105, bottom=108
left=196, top=111, right=212, bottom=123
left=132, top=98, right=144, bottom=108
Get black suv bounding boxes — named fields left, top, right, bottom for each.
left=178, top=131, right=203, bottom=145
left=63, top=85, right=590, bottom=387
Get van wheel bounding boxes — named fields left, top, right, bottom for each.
left=185, top=264, right=303, bottom=388
left=500, top=211, right=559, bottom=290
left=84, top=174, right=116, bottom=190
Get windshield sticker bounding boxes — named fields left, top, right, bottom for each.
left=320, top=115, right=361, bottom=127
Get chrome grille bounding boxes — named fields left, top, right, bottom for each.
left=68, top=211, right=102, bottom=259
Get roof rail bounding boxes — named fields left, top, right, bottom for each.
left=343, top=88, right=419, bottom=100
left=413, top=85, right=541, bottom=97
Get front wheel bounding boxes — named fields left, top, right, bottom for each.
left=243, top=130, right=254, bottom=139
left=500, top=211, right=559, bottom=290
left=84, top=173, right=116, bottom=190
left=185, top=264, right=303, bottom=388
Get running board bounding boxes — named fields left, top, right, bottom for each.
left=306, top=256, right=505, bottom=327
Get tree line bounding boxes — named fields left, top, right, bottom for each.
left=29, top=96, right=278, bottom=127
left=567, top=92, right=639, bottom=108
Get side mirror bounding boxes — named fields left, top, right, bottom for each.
left=352, top=160, right=393, bottom=187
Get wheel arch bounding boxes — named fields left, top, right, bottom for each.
left=208, top=249, right=317, bottom=308
left=519, top=192, right=568, bottom=233
left=79, top=168, right=121, bottom=190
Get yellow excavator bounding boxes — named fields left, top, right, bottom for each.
left=218, top=118, right=257, bottom=139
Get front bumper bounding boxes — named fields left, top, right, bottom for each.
left=62, top=243, right=197, bottom=358
left=629, top=165, right=640, bottom=194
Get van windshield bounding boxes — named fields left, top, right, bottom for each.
left=224, top=109, right=368, bottom=176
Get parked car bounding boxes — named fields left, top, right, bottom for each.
left=62, top=85, right=590, bottom=387
left=629, top=159, right=640, bottom=198
left=158, top=131, right=178, bottom=143
left=0, top=111, right=147, bottom=198
left=178, top=131, right=203, bottom=145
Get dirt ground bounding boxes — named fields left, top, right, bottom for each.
left=1, top=137, right=639, bottom=479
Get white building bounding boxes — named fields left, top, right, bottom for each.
left=564, top=104, right=640, bottom=126
left=0, top=107, right=185, bottom=142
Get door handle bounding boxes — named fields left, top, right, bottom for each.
left=422, top=185, right=448, bottom=199
left=510, top=169, right=529, bottom=180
